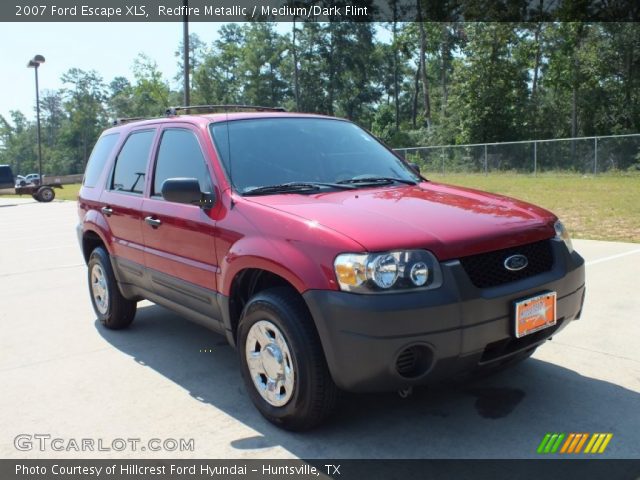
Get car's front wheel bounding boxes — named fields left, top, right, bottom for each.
left=88, top=247, right=136, bottom=329
left=237, top=288, right=338, bottom=431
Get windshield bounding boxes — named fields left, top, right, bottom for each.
left=210, top=118, right=419, bottom=194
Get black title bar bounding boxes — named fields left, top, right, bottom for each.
left=3, top=0, right=640, bottom=22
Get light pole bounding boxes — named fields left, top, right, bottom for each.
left=182, top=0, right=190, bottom=107
left=27, top=54, right=45, bottom=184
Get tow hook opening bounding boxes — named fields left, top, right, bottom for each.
left=398, top=387, right=414, bottom=398
left=395, top=344, right=434, bottom=378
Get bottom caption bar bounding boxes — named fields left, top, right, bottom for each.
left=3, top=459, right=640, bottom=480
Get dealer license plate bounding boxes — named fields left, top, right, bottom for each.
left=514, top=292, right=557, bottom=338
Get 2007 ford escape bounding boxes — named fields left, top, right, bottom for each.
left=77, top=106, right=585, bottom=430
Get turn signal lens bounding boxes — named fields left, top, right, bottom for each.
left=554, top=220, right=574, bottom=253
left=335, top=262, right=365, bottom=286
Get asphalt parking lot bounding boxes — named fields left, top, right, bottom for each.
left=1, top=198, right=639, bottom=459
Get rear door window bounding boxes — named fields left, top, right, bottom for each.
left=110, top=130, right=155, bottom=194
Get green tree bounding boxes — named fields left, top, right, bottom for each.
left=447, top=23, right=529, bottom=143
left=174, top=32, right=207, bottom=90
left=0, top=111, right=37, bottom=175
left=238, top=23, right=290, bottom=106
left=107, top=76, right=135, bottom=118
left=192, top=24, right=245, bottom=104
left=59, top=68, right=107, bottom=172
left=129, top=54, right=170, bottom=117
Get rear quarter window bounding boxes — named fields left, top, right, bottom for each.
left=83, top=134, right=120, bottom=188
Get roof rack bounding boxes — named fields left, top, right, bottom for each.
left=165, top=105, right=287, bottom=116
left=112, top=117, right=148, bottom=126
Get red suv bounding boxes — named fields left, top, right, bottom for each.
left=77, top=106, right=585, bottom=430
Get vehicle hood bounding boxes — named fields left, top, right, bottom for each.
left=244, top=182, right=557, bottom=260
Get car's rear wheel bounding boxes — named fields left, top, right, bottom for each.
left=88, top=247, right=136, bottom=329
left=237, top=287, right=338, bottom=431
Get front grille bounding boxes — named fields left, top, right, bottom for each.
left=459, top=239, right=553, bottom=288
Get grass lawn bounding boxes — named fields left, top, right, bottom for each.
left=428, top=172, right=640, bottom=243
left=1, top=174, right=638, bottom=243
left=0, top=183, right=81, bottom=202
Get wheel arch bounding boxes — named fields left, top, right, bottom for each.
left=224, top=267, right=311, bottom=346
left=79, top=205, right=114, bottom=264
left=81, top=228, right=110, bottom=264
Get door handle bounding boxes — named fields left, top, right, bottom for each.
left=144, top=216, right=162, bottom=228
left=101, top=206, right=113, bottom=216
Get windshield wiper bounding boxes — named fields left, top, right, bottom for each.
left=337, top=176, right=418, bottom=186
left=243, top=181, right=356, bottom=196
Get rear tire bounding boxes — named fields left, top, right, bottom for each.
left=37, top=186, right=55, bottom=202
left=237, top=287, right=338, bottom=431
left=88, top=247, right=136, bottom=329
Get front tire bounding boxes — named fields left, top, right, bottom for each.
left=88, top=247, right=136, bottom=329
left=238, top=288, right=338, bottom=431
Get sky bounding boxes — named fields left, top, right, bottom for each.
left=1, top=22, right=391, bottom=123
left=0, top=22, right=294, bottom=122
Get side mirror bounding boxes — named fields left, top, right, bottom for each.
left=161, top=178, right=214, bottom=209
left=408, top=162, right=421, bottom=175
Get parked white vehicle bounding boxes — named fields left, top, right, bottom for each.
left=24, top=173, right=41, bottom=185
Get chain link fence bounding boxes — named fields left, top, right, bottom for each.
left=394, top=134, right=640, bottom=174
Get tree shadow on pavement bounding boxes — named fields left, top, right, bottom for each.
left=96, top=304, right=640, bottom=459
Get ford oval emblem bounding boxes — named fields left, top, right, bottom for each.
left=504, top=254, right=528, bottom=271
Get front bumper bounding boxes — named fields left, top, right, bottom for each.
left=303, top=239, right=585, bottom=392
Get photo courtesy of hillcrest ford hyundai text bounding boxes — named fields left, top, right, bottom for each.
left=76, top=106, right=585, bottom=430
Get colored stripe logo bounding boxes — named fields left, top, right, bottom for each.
left=537, top=433, right=613, bottom=454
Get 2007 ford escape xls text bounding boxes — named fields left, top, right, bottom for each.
left=77, top=106, right=585, bottom=430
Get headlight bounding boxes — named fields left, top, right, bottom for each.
left=334, top=250, right=442, bottom=293
left=554, top=220, right=574, bottom=253
left=367, top=254, right=399, bottom=288
left=409, top=262, right=429, bottom=286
